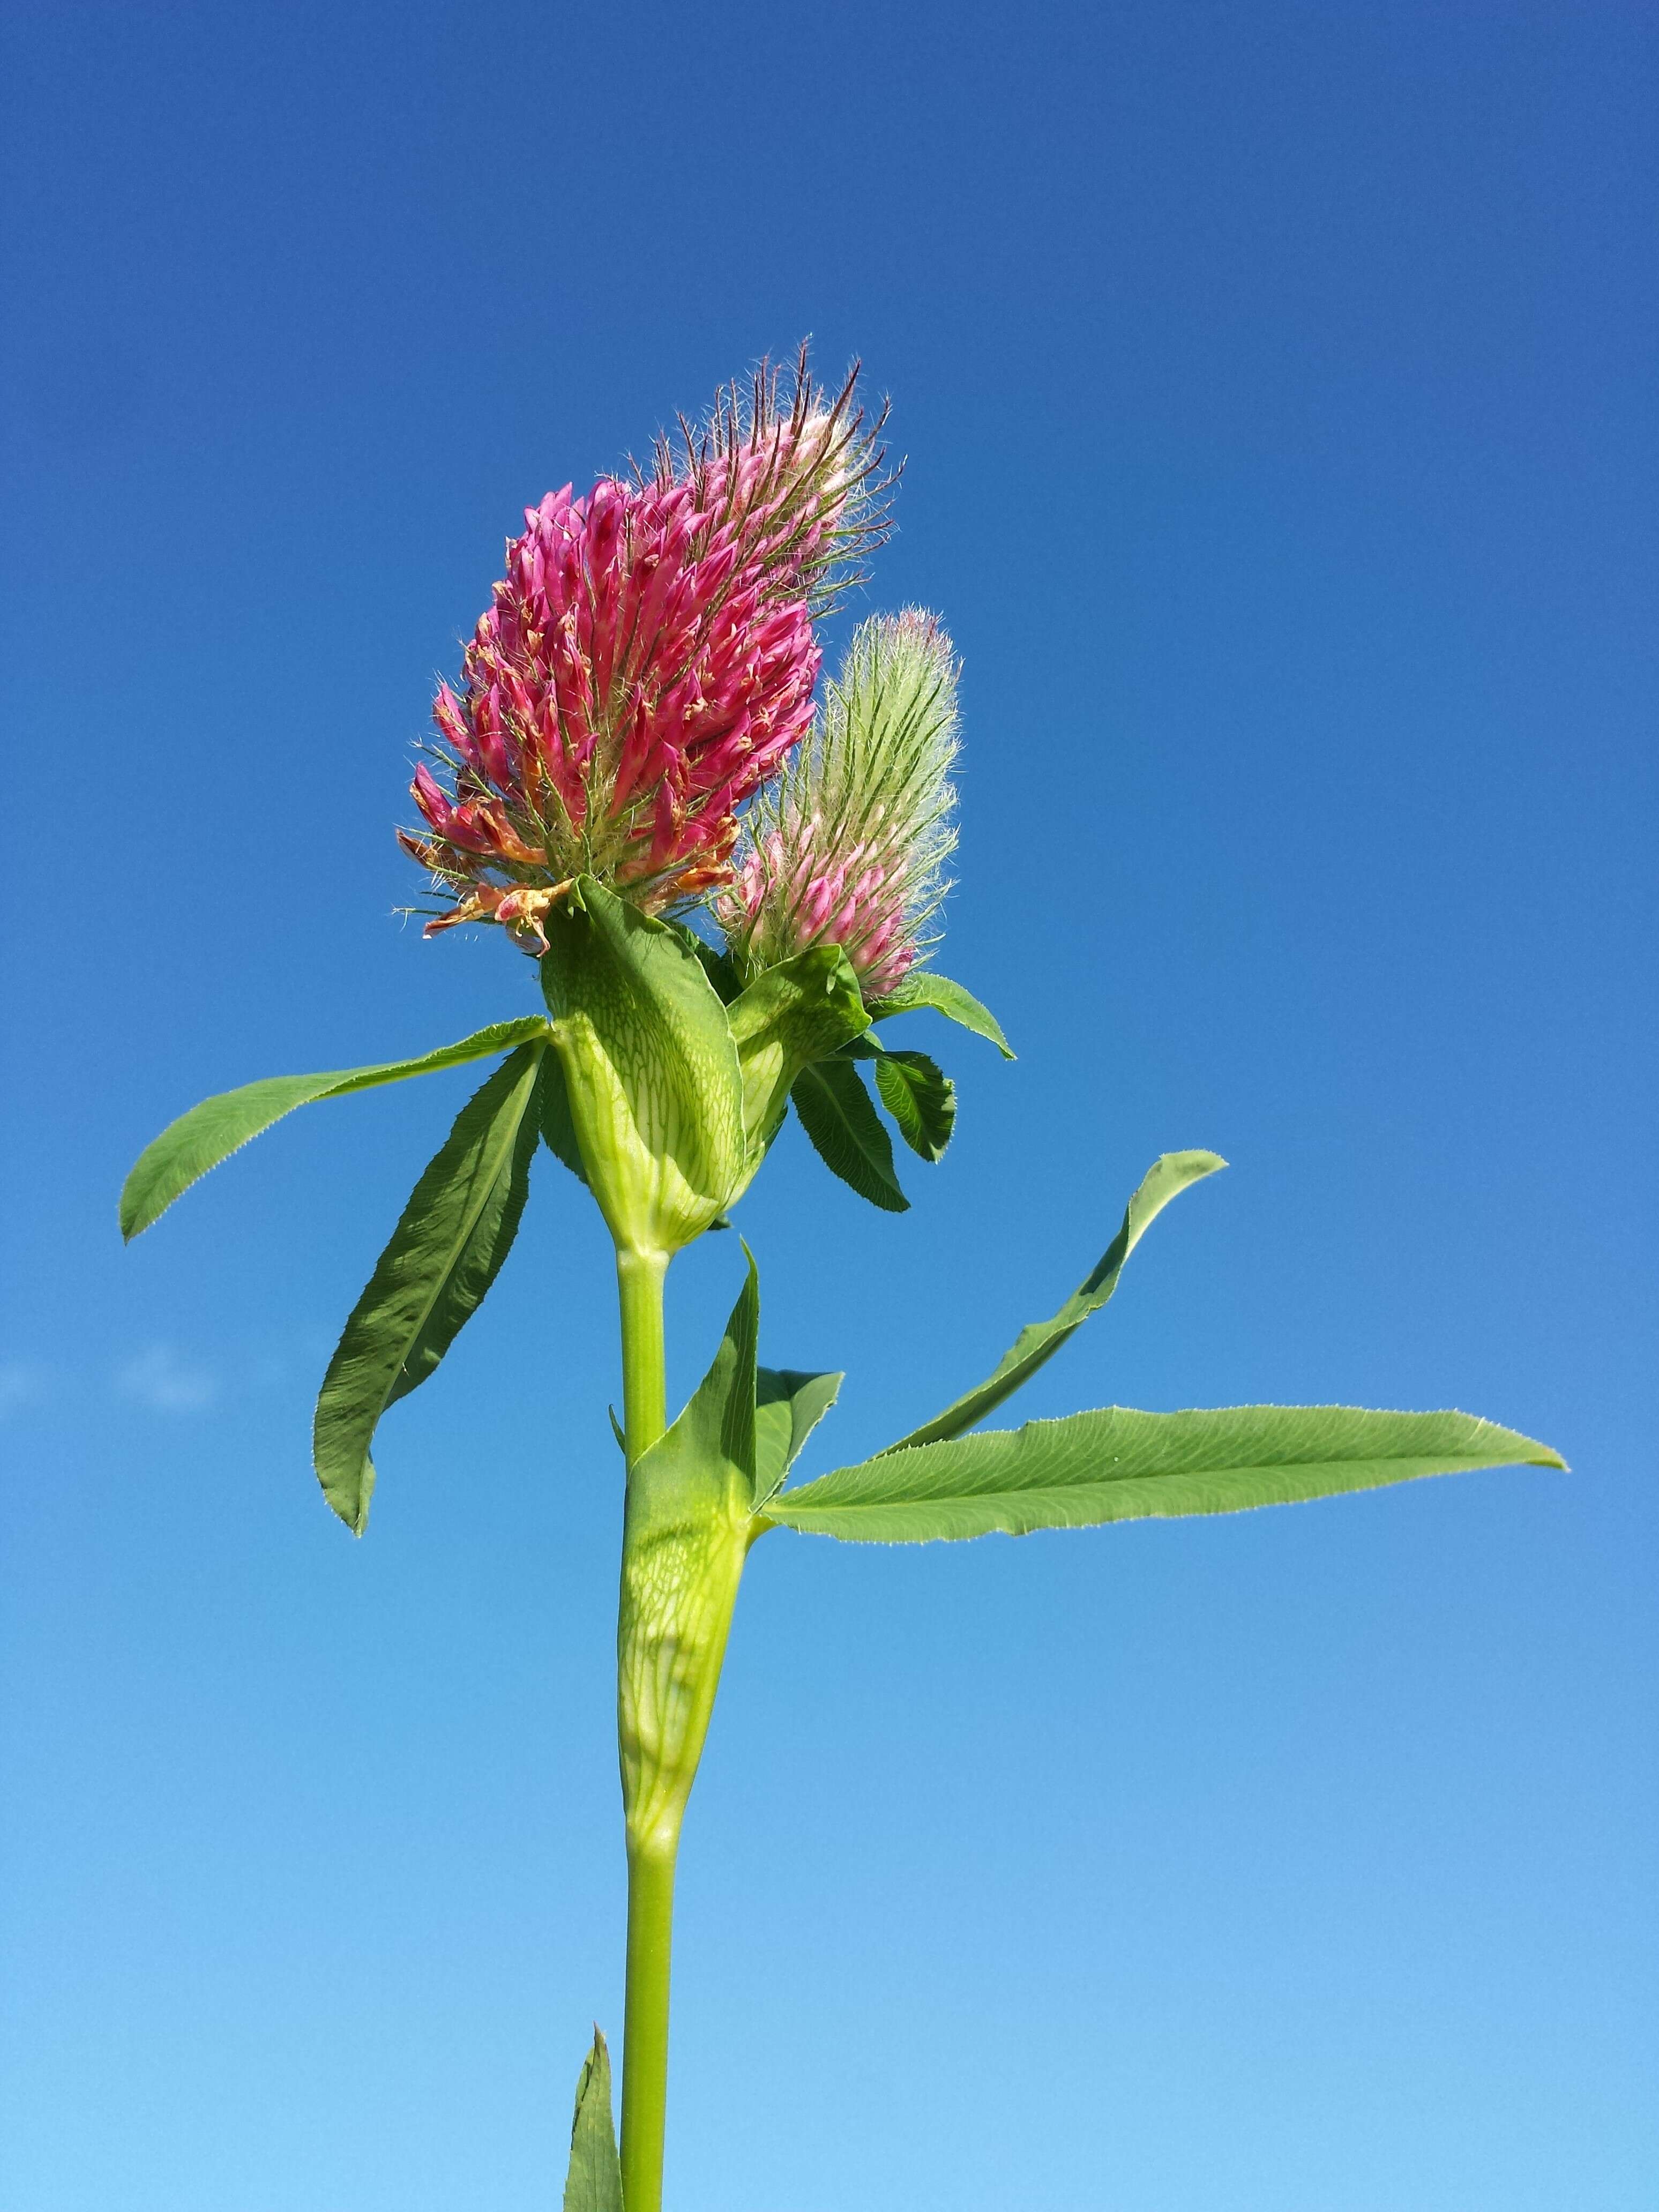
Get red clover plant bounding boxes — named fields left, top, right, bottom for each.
left=122, top=350, right=1563, bottom=2212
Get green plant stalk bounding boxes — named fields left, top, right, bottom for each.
left=616, top=1247, right=669, bottom=1464
left=621, top=1829, right=677, bottom=2212
left=615, top=1243, right=671, bottom=2212
left=614, top=1242, right=753, bottom=2212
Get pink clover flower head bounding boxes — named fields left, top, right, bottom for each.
left=402, top=349, right=894, bottom=948
left=717, top=609, right=960, bottom=998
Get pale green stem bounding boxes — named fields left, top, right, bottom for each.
left=615, top=1244, right=674, bottom=2212
left=616, top=1246, right=668, bottom=1466
left=621, top=1832, right=678, bottom=2212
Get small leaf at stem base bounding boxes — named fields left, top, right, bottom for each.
left=563, top=2028, right=622, bottom=2212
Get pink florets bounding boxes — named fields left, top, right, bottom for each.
left=401, top=352, right=891, bottom=946
left=727, top=824, right=918, bottom=997
left=717, top=610, right=961, bottom=998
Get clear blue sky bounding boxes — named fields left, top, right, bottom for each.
left=2, top=4, right=1654, bottom=2207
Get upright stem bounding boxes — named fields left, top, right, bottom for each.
left=621, top=1832, right=678, bottom=2212
left=614, top=1244, right=674, bottom=2212
left=616, top=1246, right=668, bottom=1466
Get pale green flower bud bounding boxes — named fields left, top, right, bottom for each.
left=718, top=610, right=960, bottom=997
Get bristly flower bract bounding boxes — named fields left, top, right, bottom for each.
left=402, top=348, right=894, bottom=949
left=716, top=609, right=960, bottom=997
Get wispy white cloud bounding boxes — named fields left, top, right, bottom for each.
left=115, top=1345, right=218, bottom=1414
left=0, top=1361, right=51, bottom=1419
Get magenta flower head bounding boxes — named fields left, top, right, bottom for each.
left=401, top=350, right=893, bottom=949
left=717, top=608, right=960, bottom=998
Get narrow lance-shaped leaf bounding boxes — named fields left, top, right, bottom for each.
left=761, top=1405, right=1567, bottom=1544
left=312, top=1043, right=543, bottom=1534
left=888, top=1150, right=1225, bottom=1452
left=753, top=1365, right=844, bottom=1507
left=865, top=970, right=1014, bottom=1058
left=791, top=1057, right=908, bottom=1213
left=562, top=2029, right=622, bottom=2212
left=119, top=1017, right=549, bottom=1240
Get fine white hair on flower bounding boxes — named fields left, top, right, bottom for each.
left=718, top=609, right=961, bottom=997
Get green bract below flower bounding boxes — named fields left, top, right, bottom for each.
left=119, top=355, right=1565, bottom=2212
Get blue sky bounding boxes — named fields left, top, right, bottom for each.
left=2, top=3, right=1654, bottom=2207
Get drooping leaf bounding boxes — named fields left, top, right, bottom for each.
left=791, top=1058, right=908, bottom=1213
left=753, top=1366, right=843, bottom=1506
left=311, top=1044, right=543, bottom=1533
left=873, top=1048, right=956, bottom=1161
left=562, top=2029, right=622, bottom=2212
left=536, top=1047, right=589, bottom=1187
left=119, top=1017, right=550, bottom=1240
left=888, top=1151, right=1225, bottom=1451
left=761, top=1405, right=1567, bottom=1543
left=540, top=878, right=745, bottom=1255
left=866, top=970, right=1013, bottom=1058
left=726, top=946, right=870, bottom=1164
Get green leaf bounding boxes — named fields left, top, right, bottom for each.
left=762, top=1405, right=1567, bottom=1544
left=888, top=1150, right=1225, bottom=1451
left=562, top=2029, right=622, bottom=2212
left=866, top=971, right=1014, bottom=1058
left=536, top=1048, right=589, bottom=1188
left=791, top=1058, right=909, bottom=1213
left=681, top=928, right=744, bottom=1004
left=873, top=1048, right=956, bottom=1161
left=311, top=1044, right=543, bottom=1533
left=540, top=878, right=745, bottom=1255
left=119, top=1017, right=550, bottom=1240
left=753, top=1366, right=843, bottom=1506
left=632, top=1244, right=762, bottom=1516
left=726, top=946, right=871, bottom=1167
left=618, top=1252, right=763, bottom=1840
